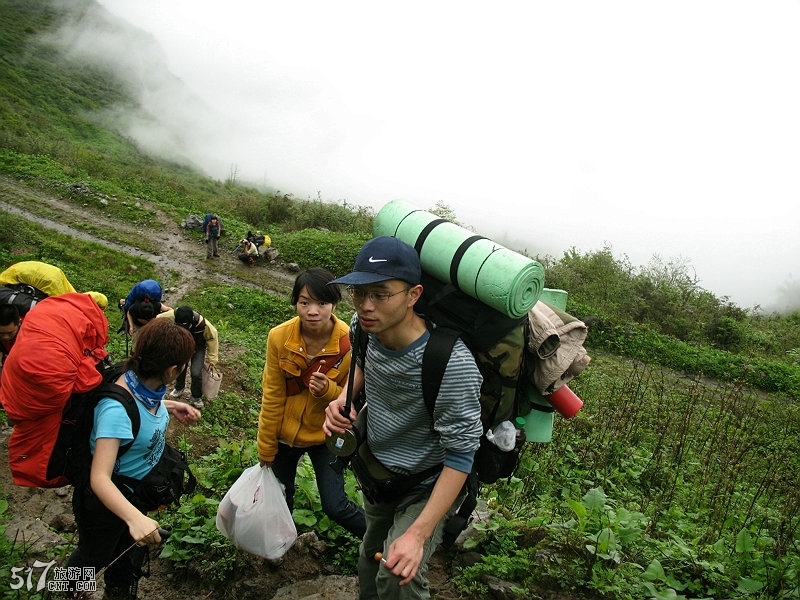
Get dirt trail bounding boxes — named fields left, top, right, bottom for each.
left=0, top=176, right=295, bottom=302
left=1, top=177, right=197, bottom=276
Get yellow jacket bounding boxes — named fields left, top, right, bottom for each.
left=257, top=315, right=351, bottom=463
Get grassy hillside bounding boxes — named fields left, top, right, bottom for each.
left=1, top=2, right=799, bottom=599
left=0, top=0, right=374, bottom=239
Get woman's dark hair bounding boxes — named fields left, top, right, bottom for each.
left=125, top=319, right=194, bottom=380
left=290, top=267, right=341, bottom=305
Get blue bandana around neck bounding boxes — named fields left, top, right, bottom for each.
left=124, top=369, right=166, bottom=410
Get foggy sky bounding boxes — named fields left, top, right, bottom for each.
left=58, top=1, right=800, bottom=312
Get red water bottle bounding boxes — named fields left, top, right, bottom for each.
left=545, top=385, right=584, bottom=418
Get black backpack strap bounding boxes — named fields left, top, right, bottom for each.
left=421, top=325, right=459, bottom=416
left=344, top=321, right=369, bottom=414
left=422, top=326, right=484, bottom=548
left=448, top=235, right=487, bottom=286
left=95, top=383, right=141, bottom=457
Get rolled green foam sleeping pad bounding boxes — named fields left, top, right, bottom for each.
left=374, top=199, right=545, bottom=318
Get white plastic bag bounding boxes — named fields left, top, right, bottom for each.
left=201, top=363, right=223, bottom=399
left=215, top=464, right=297, bottom=559
left=484, top=420, right=517, bottom=451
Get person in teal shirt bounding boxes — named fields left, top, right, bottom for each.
left=66, top=319, right=201, bottom=599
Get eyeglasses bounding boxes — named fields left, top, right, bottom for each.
left=346, top=286, right=411, bottom=304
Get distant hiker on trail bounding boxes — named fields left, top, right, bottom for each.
left=237, top=238, right=259, bottom=266
left=65, top=318, right=201, bottom=599
left=201, top=213, right=223, bottom=234
left=245, top=230, right=270, bottom=248
left=206, top=215, right=221, bottom=259
left=258, top=268, right=366, bottom=539
left=158, top=305, right=219, bottom=408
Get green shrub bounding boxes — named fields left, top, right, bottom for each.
left=277, top=229, right=371, bottom=275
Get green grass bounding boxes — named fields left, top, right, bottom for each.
left=0, top=209, right=159, bottom=311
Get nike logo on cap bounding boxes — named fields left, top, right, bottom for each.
left=368, top=257, right=388, bottom=263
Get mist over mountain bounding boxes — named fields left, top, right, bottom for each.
left=25, top=0, right=800, bottom=314
left=41, top=0, right=230, bottom=179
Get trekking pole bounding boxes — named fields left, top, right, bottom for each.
left=325, top=326, right=366, bottom=467
left=128, top=528, right=171, bottom=598
left=88, top=527, right=171, bottom=594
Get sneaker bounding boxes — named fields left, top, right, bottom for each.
left=190, top=396, right=204, bottom=408
left=169, top=388, right=184, bottom=398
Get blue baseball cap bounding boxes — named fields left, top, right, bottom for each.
left=330, top=236, right=421, bottom=286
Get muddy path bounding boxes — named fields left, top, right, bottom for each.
left=0, top=176, right=295, bottom=303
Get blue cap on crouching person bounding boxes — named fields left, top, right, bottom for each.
left=329, top=236, right=421, bottom=286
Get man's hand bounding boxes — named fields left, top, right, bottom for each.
left=383, top=529, right=427, bottom=585
left=323, top=397, right=355, bottom=436
left=385, top=467, right=469, bottom=585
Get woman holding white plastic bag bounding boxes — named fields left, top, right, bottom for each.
left=256, top=268, right=366, bottom=539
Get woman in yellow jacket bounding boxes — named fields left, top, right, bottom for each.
left=257, top=268, right=366, bottom=538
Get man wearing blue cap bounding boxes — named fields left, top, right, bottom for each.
left=324, top=236, right=483, bottom=599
